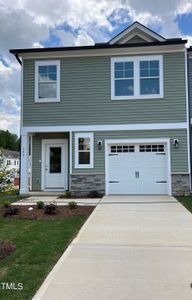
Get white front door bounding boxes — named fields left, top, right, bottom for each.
left=42, top=139, right=68, bottom=190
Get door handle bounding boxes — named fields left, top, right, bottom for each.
left=135, top=171, right=139, bottom=179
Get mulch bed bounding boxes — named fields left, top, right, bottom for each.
left=0, top=205, right=95, bottom=220
left=0, top=240, right=16, bottom=260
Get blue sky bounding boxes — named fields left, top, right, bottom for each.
left=0, top=0, right=192, bottom=135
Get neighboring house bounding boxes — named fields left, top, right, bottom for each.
left=0, top=149, right=20, bottom=172
left=10, top=22, right=191, bottom=196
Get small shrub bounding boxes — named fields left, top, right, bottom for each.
left=65, top=191, right=72, bottom=199
left=88, top=190, right=101, bottom=198
left=3, top=200, right=11, bottom=208
left=36, top=201, right=44, bottom=209
left=4, top=207, right=19, bottom=217
left=57, top=194, right=65, bottom=199
left=68, top=201, right=77, bottom=209
left=57, top=191, right=72, bottom=199
left=44, top=202, right=57, bottom=215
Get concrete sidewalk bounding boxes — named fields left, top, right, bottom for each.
left=12, top=196, right=101, bottom=206
left=33, top=196, right=192, bottom=300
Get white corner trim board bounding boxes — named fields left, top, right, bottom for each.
left=185, top=49, right=191, bottom=188
left=21, top=122, right=187, bottom=135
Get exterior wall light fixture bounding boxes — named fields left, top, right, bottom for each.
left=173, top=139, right=179, bottom=148
left=97, top=140, right=103, bottom=150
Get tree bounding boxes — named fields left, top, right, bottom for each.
left=0, top=130, right=20, bottom=151
left=0, top=148, right=11, bottom=192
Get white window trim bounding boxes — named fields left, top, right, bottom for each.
left=35, top=60, right=60, bottom=102
left=75, top=132, right=94, bottom=169
left=111, top=55, right=163, bottom=100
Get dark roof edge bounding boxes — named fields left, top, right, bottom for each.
left=10, top=39, right=187, bottom=55
left=187, top=47, right=192, bottom=52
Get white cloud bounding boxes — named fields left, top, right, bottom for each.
left=33, top=42, right=44, bottom=48
left=0, top=3, right=49, bottom=61
left=0, top=112, right=20, bottom=135
left=53, top=30, right=76, bottom=47
left=75, top=30, right=94, bottom=46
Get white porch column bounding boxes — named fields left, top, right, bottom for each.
left=20, top=133, right=29, bottom=195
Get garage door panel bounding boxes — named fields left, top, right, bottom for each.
left=107, top=143, right=169, bottom=195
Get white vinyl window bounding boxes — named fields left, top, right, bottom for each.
left=75, top=133, right=94, bottom=168
left=111, top=55, right=163, bottom=100
left=35, top=60, right=60, bottom=102
left=7, top=160, right=11, bottom=166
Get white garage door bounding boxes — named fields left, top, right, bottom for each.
left=107, top=143, right=169, bottom=195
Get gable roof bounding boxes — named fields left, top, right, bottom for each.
left=1, top=149, right=19, bottom=159
left=10, top=22, right=186, bottom=62
left=109, top=21, right=166, bottom=45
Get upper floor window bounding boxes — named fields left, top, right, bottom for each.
left=111, top=55, right=163, bottom=100
left=35, top=60, right=60, bottom=102
left=7, top=160, right=11, bottom=166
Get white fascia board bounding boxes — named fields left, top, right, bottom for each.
left=21, top=122, right=187, bottom=135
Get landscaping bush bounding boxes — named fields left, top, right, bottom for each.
left=57, top=191, right=72, bottom=199
left=36, top=201, right=44, bottom=209
left=88, top=190, right=101, bottom=198
left=4, top=207, right=19, bottom=217
left=68, top=201, right=77, bottom=209
left=44, top=202, right=57, bottom=215
left=65, top=191, right=72, bottom=198
left=3, top=200, right=11, bottom=208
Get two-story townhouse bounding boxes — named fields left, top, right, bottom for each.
left=10, top=22, right=191, bottom=196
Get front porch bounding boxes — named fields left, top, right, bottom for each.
left=20, top=131, right=70, bottom=195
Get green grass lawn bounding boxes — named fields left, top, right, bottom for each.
left=0, top=189, right=24, bottom=207
left=176, top=196, right=192, bottom=213
left=0, top=191, right=89, bottom=300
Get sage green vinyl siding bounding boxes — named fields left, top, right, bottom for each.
left=188, top=57, right=192, bottom=116
left=31, top=129, right=188, bottom=191
left=72, top=129, right=188, bottom=174
left=23, top=52, right=186, bottom=126
left=32, top=133, right=69, bottom=191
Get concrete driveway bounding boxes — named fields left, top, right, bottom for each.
left=33, top=196, right=192, bottom=300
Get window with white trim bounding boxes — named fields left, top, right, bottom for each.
left=110, top=145, right=135, bottom=153
left=75, top=133, right=94, bottom=168
left=111, top=55, right=163, bottom=100
left=7, top=160, right=11, bottom=166
left=35, top=60, right=60, bottom=102
left=139, top=144, right=165, bottom=152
